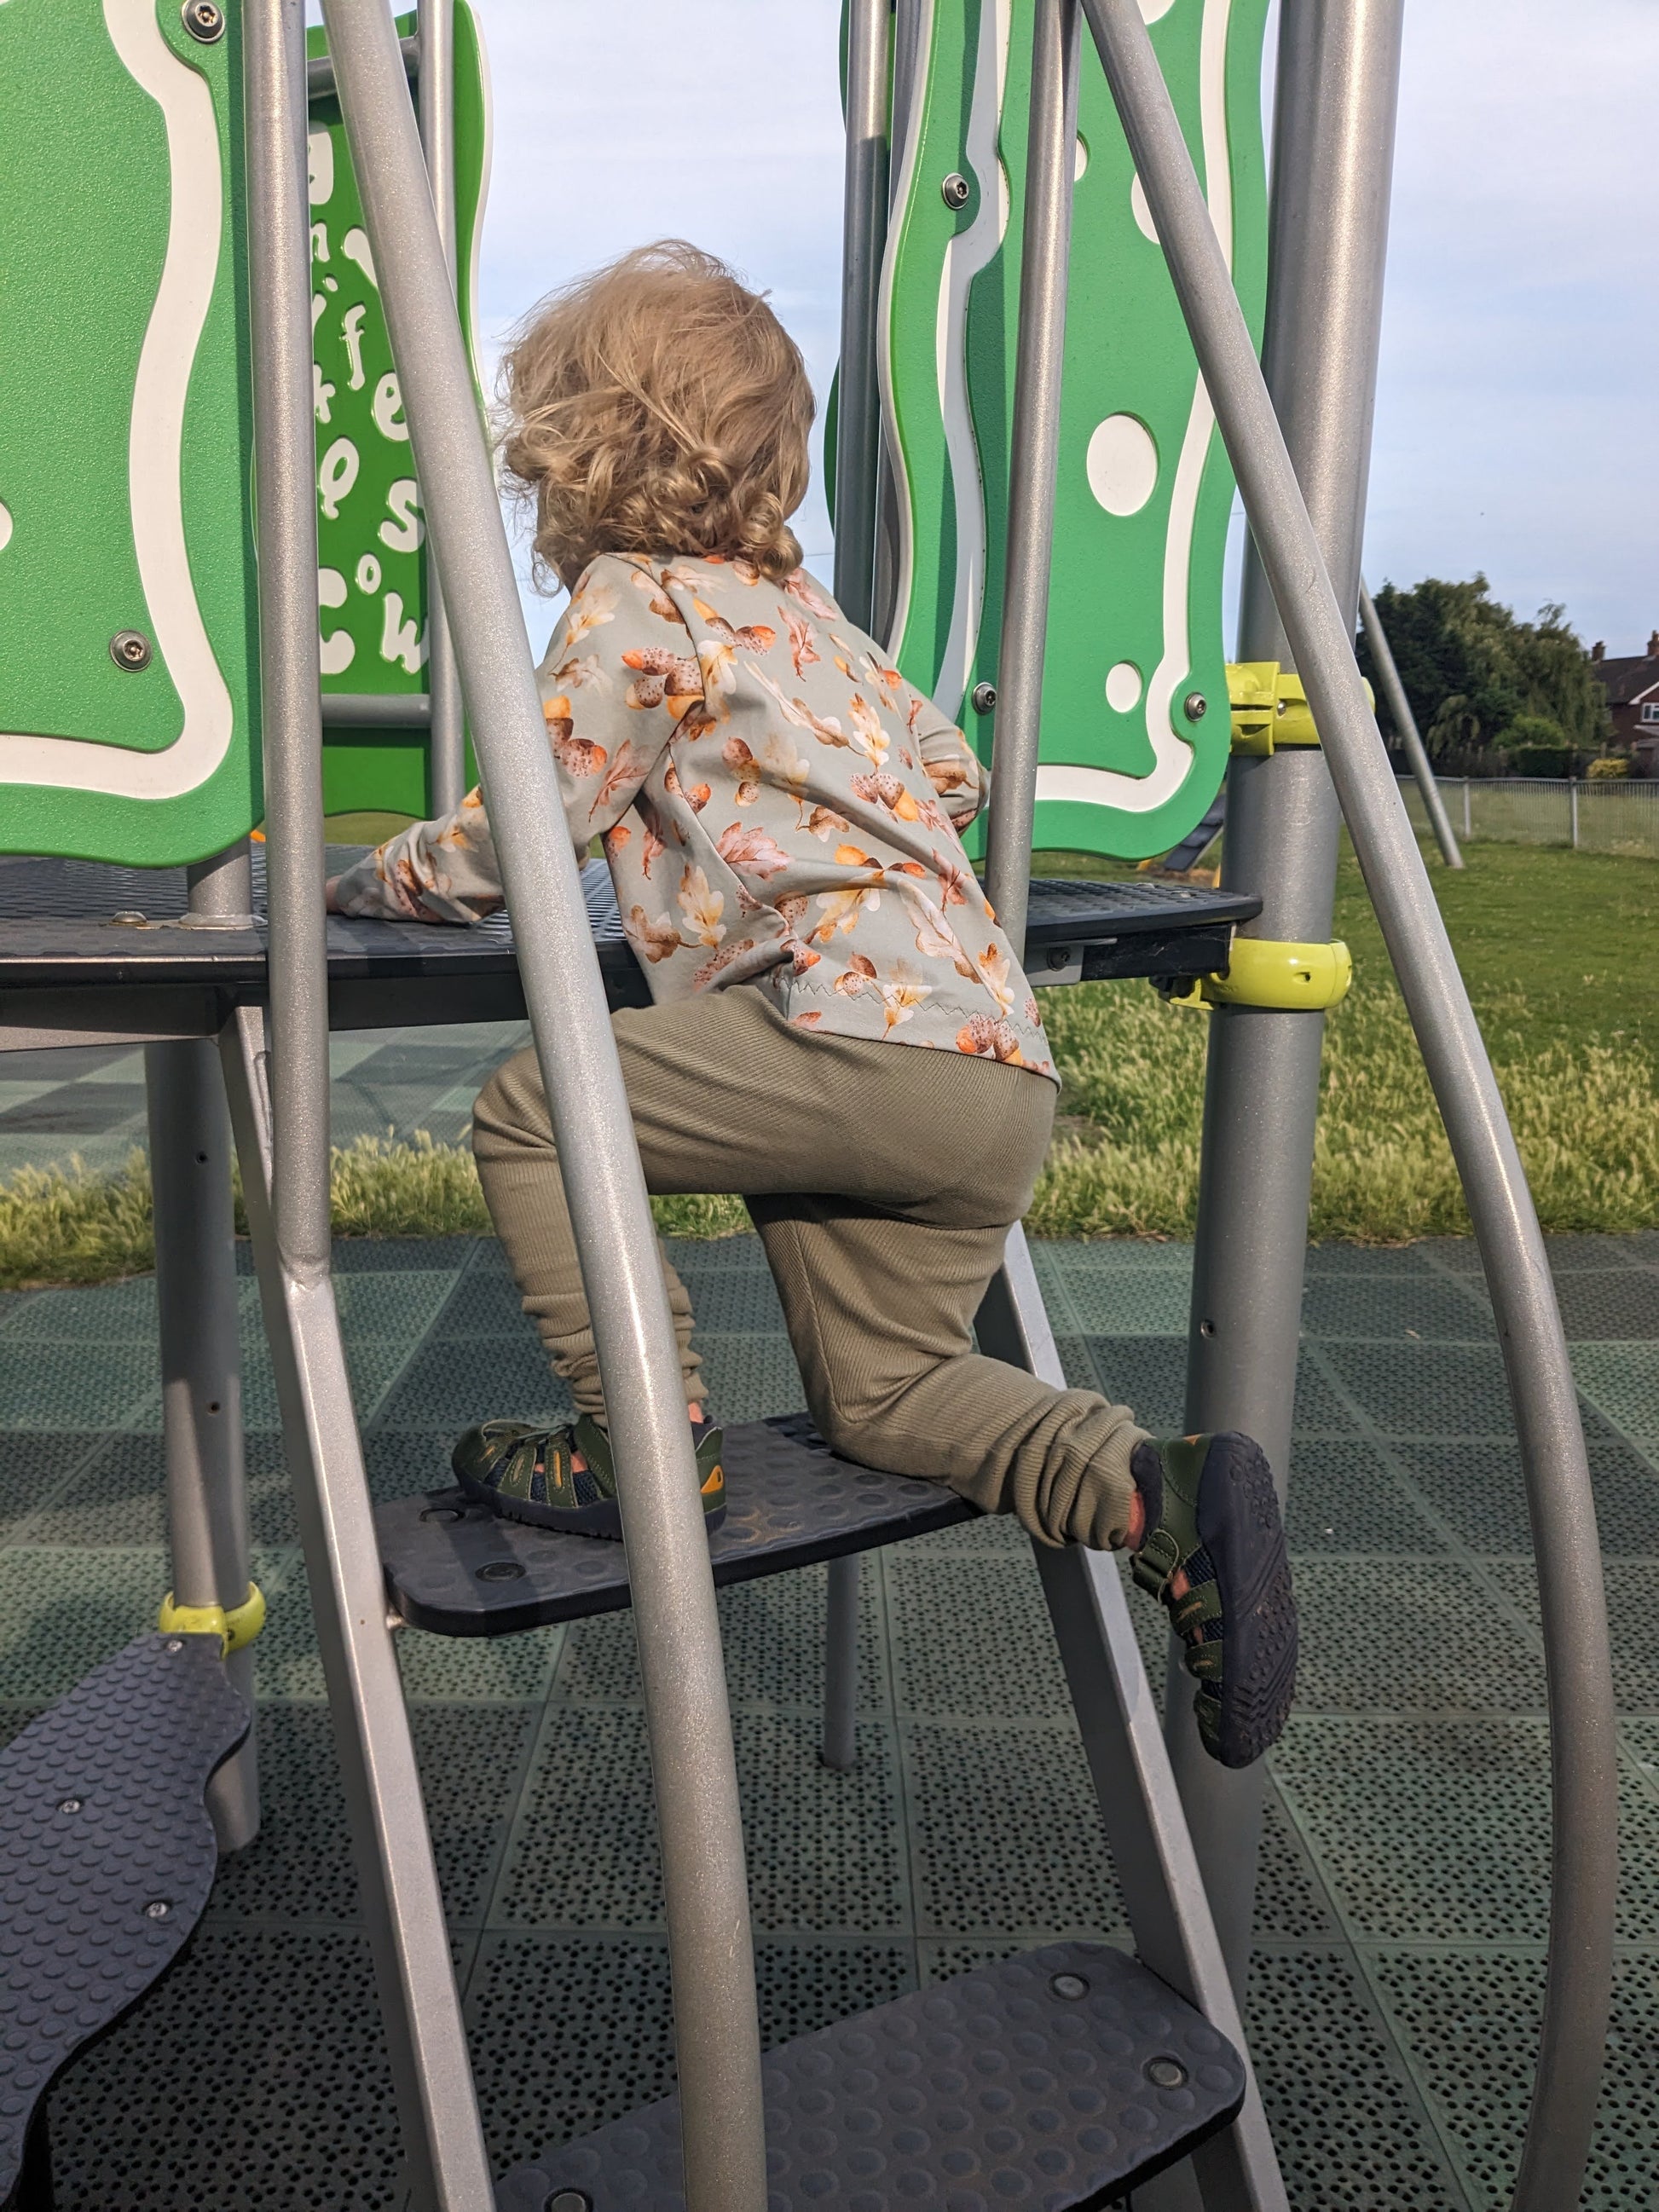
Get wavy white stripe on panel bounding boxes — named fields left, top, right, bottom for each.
left=0, top=0, right=233, bottom=801
left=1038, top=0, right=1233, bottom=817
left=876, top=0, right=936, bottom=663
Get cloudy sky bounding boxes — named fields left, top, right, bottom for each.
left=374, top=0, right=1658, bottom=660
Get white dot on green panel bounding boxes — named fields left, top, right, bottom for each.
left=1105, top=661, right=1143, bottom=714
left=1139, top=0, right=1178, bottom=20
left=1130, top=175, right=1158, bottom=242
left=0, top=501, right=11, bottom=553
left=1074, top=135, right=1090, bottom=182
left=1086, top=416, right=1159, bottom=516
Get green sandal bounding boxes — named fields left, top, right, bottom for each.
left=452, top=1412, right=725, bottom=1539
left=1130, top=1432, right=1297, bottom=1770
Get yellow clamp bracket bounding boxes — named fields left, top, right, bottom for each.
left=1226, top=663, right=1373, bottom=756
left=1159, top=937, right=1353, bottom=1014
left=158, top=1581, right=266, bottom=1658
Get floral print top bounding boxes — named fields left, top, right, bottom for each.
left=332, top=552, right=1055, bottom=1082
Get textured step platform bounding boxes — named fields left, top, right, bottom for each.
left=379, top=1414, right=975, bottom=1637
left=0, top=1633, right=248, bottom=2203
left=494, top=1941, right=1246, bottom=2210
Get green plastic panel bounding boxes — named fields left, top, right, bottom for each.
left=306, top=6, right=489, bottom=818
left=881, top=0, right=1269, bottom=859
left=0, top=0, right=259, bottom=866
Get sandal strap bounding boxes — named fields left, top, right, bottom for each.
left=477, top=1421, right=575, bottom=1506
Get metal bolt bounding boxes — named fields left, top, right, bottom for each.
left=545, top=2193, right=592, bottom=2212
left=970, top=680, right=998, bottom=715
left=112, top=910, right=147, bottom=927
left=56, top=1798, right=83, bottom=1816
left=182, top=0, right=225, bottom=40
left=940, top=171, right=971, bottom=211
left=110, top=629, right=153, bottom=672
left=1182, top=689, right=1209, bottom=722
left=143, top=1899, right=171, bottom=1920
left=421, top=1505, right=465, bottom=1526
left=162, top=1637, right=184, bottom=1654
left=477, top=1560, right=525, bottom=1582
left=1049, top=1972, right=1089, bottom=2001
left=1146, top=2055, right=1188, bottom=2090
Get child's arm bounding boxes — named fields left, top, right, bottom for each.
left=905, top=685, right=990, bottom=830
left=327, top=786, right=503, bottom=923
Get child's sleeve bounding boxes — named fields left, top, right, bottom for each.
left=329, top=559, right=701, bottom=923
left=906, top=684, right=990, bottom=829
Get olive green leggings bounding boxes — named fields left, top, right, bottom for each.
left=470, top=985, right=1146, bottom=1549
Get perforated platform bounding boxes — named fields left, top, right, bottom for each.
left=0, top=1632, right=248, bottom=2199
left=494, top=1941, right=1246, bottom=2210
left=379, top=1414, right=975, bottom=1637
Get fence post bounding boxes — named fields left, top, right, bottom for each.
left=1463, top=778, right=1471, bottom=840
left=1570, top=779, right=1580, bottom=851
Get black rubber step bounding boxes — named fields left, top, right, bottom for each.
left=494, top=1941, right=1246, bottom=2210
left=0, top=1632, right=248, bottom=2205
left=379, top=1414, right=974, bottom=1637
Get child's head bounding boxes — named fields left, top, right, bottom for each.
left=500, top=240, right=814, bottom=590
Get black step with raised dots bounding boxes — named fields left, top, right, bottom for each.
left=0, top=1632, right=249, bottom=2204
left=379, top=1413, right=975, bottom=1637
left=494, top=1942, right=1247, bottom=2211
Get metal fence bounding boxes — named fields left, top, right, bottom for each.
left=1398, top=777, right=1659, bottom=860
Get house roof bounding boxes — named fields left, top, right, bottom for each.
left=1593, top=654, right=1659, bottom=706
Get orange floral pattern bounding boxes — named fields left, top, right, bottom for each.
left=333, top=554, right=1054, bottom=1080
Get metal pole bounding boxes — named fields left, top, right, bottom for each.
left=820, top=1554, right=861, bottom=1771
left=320, top=12, right=767, bottom=2209
left=1360, top=579, right=1462, bottom=866
left=148, top=847, right=258, bottom=1852
left=1081, top=4, right=1619, bottom=2203
left=246, top=5, right=494, bottom=2203
left=1463, top=775, right=1472, bottom=840
left=982, top=0, right=1080, bottom=956
left=1168, top=0, right=1407, bottom=2000
left=1570, top=777, right=1580, bottom=851
left=416, top=0, right=467, bottom=815
left=834, top=0, right=892, bottom=631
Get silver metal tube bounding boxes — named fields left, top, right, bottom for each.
left=820, top=1554, right=861, bottom=1771
left=320, top=12, right=767, bottom=2208
left=247, top=9, right=494, bottom=2204
left=417, top=0, right=467, bottom=816
left=320, top=691, right=433, bottom=728
left=834, top=0, right=892, bottom=631
left=1360, top=579, right=1462, bottom=866
left=307, top=32, right=418, bottom=105
left=982, top=0, right=1080, bottom=956
left=1082, top=3, right=1619, bottom=2201
left=1165, top=0, right=1406, bottom=1995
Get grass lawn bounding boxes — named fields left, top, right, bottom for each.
left=3, top=840, right=1654, bottom=1285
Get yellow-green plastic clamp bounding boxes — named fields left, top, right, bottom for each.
left=1159, top=937, right=1353, bottom=1014
left=158, top=1582, right=266, bottom=1657
left=1226, top=662, right=1373, bottom=755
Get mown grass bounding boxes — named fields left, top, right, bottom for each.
left=2, top=841, right=1653, bottom=1285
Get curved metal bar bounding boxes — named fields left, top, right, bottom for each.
left=982, top=0, right=1079, bottom=956
left=1361, top=578, right=1464, bottom=868
left=319, top=9, right=768, bottom=2209
left=1080, top=3, right=1618, bottom=2203
left=416, top=0, right=467, bottom=817
left=834, top=0, right=892, bottom=632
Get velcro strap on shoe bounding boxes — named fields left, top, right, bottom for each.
left=1130, top=1533, right=1182, bottom=1600
left=1181, top=1639, right=1224, bottom=1684
left=1168, top=1580, right=1223, bottom=1638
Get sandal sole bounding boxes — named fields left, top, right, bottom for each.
left=1194, top=1434, right=1298, bottom=1768
left=454, top=1471, right=725, bottom=1543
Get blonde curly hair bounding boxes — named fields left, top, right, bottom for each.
left=499, top=240, right=814, bottom=590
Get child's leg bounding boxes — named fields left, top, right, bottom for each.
left=471, top=1045, right=704, bottom=1419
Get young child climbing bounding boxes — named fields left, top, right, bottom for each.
left=328, top=240, right=1296, bottom=1769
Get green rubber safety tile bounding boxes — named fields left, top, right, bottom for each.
left=691, top=1334, right=809, bottom=1427
left=886, top=1551, right=1074, bottom=1721
left=26, top=1430, right=169, bottom=1546
left=1270, top=1718, right=1659, bottom=1944
left=328, top=1268, right=465, bottom=1337
left=1300, top=1276, right=1491, bottom=1346
left=1369, top=1949, right=1659, bottom=2212
left=1489, top=1556, right=1659, bottom=1714
left=204, top=1325, right=410, bottom=1435
left=1570, top=1343, right=1659, bottom=1456
left=1285, top=1437, right=1446, bottom=1555
left=918, top=1937, right=1058, bottom=1982
left=0, top=1077, right=144, bottom=1135
left=495, top=1707, right=908, bottom=1934
left=1287, top=1559, right=1545, bottom=1715
left=207, top=1701, right=535, bottom=1929
left=330, top=1234, right=483, bottom=1273
left=1055, top=1336, right=1187, bottom=1430
left=0, top=1431, right=110, bottom=1544
left=1036, top=1259, right=1193, bottom=1337
left=555, top=1561, right=886, bottom=1715
left=1116, top=1555, right=1172, bottom=1714
left=1290, top=1355, right=1369, bottom=1435
left=662, top=1232, right=770, bottom=1273
left=1552, top=1270, right=1659, bottom=1343
left=0, top=1545, right=164, bottom=1701
left=1305, top=1244, right=1441, bottom=1276
left=372, top=1337, right=573, bottom=1431
left=1320, top=1341, right=1520, bottom=1436
left=1252, top=1790, right=1339, bottom=1941
left=1391, top=1437, right=1659, bottom=1557
left=1244, top=1949, right=1465, bottom=2212
left=361, top=1425, right=473, bottom=1504
left=0, top=1341, right=158, bottom=1430
left=1429, top=1233, right=1640, bottom=1275
left=897, top=1508, right=1029, bottom=1557
left=0, top=1702, right=46, bottom=1753
left=428, top=1265, right=535, bottom=1340
left=902, top=1719, right=1127, bottom=1937
left=47, top=1924, right=404, bottom=2210
left=0, top=1274, right=160, bottom=1342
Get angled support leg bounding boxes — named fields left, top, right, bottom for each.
left=221, top=1007, right=494, bottom=2212
left=975, top=1229, right=1288, bottom=2212
left=820, top=1554, right=861, bottom=1770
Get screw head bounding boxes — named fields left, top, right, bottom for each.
left=143, top=1899, right=172, bottom=1920
left=56, top=1798, right=83, bottom=1816
left=162, top=1637, right=184, bottom=1653
left=1049, top=1971, right=1090, bottom=2001
left=110, top=628, right=153, bottom=672
left=1182, top=689, right=1208, bottom=722
left=970, top=680, right=998, bottom=715
left=420, top=1505, right=465, bottom=1526
left=182, top=0, right=225, bottom=40
left=477, top=1560, right=526, bottom=1582
left=940, top=171, right=971, bottom=211
left=112, top=910, right=148, bottom=927
left=1146, top=2055, right=1188, bottom=2089
left=545, top=2193, right=592, bottom=2212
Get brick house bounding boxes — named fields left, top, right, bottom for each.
left=1590, top=632, right=1659, bottom=775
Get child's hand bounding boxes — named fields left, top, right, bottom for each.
left=324, top=876, right=343, bottom=913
